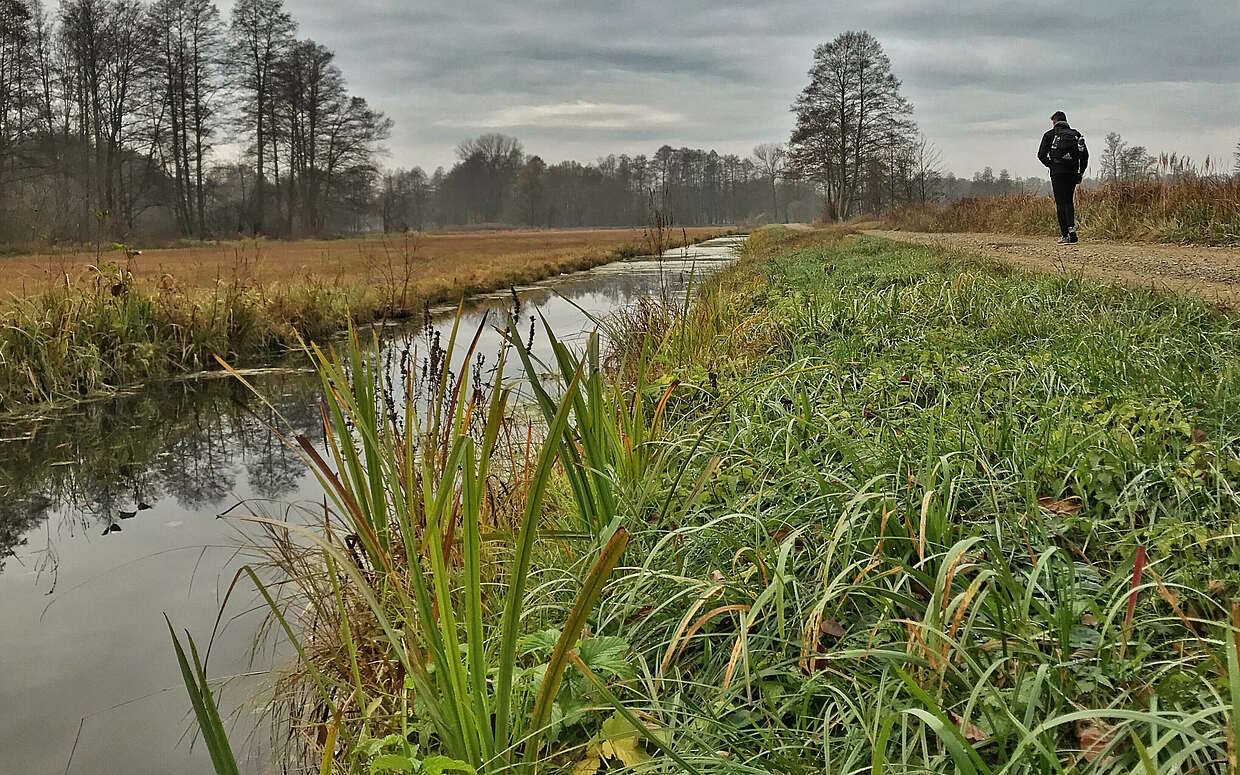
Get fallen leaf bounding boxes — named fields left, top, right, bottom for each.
left=818, top=619, right=845, bottom=639
left=949, top=712, right=986, bottom=743
left=1037, top=496, right=1082, bottom=516
left=1078, top=721, right=1114, bottom=763
left=571, top=750, right=601, bottom=775
left=605, top=736, right=649, bottom=768
left=600, top=713, right=649, bottom=768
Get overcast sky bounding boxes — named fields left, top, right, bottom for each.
left=273, top=0, right=1240, bottom=178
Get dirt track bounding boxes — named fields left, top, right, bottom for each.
left=865, top=230, right=1240, bottom=309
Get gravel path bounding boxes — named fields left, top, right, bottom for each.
left=865, top=230, right=1240, bottom=308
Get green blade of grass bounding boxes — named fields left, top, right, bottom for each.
left=493, top=362, right=586, bottom=757
left=165, top=616, right=240, bottom=775
left=523, top=527, right=630, bottom=768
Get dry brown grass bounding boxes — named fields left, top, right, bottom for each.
left=886, top=176, right=1240, bottom=245
left=0, top=227, right=723, bottom=299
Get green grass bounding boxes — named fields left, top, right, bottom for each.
left=584, top=228, right=1240, bottom=772
left=182, top=226, right=1240, bottom=772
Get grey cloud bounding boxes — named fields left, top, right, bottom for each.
left=262, top=0, right=1240, bottom=177
left=439, top=100, right=689, bottom=130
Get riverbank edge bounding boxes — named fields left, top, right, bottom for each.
left=0, top=230, right=736, bottom=416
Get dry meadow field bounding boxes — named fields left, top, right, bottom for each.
left=0, top=227, right=722, bottom=298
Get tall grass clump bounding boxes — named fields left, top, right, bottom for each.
left=172, top=304, right=718, bottom=773
left=0, top=258, right=363, bottom=412
left=888, top=174, right=1240, bottom=245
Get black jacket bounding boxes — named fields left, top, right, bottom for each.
left=1038, top=121, right=1089, bottom=177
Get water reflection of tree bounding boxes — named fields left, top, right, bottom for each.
left=0, top=493, right=53, bottom=574
left=0, top=375, right=321, bottom=576
left=240, top=401, right=315, bottom=499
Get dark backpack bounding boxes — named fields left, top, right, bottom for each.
left=1048, top=127, right=1086, bottom=168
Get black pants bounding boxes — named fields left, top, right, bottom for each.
left=1051, top=173, right=1078, bottom=239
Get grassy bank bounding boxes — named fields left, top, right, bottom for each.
left=191, top=227, right=1240, bottom=773
left=0, top=228, right=722, bottom=412
left=592, top=228, right=1240, bottom=770
left=888, top=177, right=1240, bottom=245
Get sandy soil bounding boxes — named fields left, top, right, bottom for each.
left=866, top=230, right=1240, bottom=308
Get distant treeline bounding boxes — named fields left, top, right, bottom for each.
left=0, top=0, right=818, bottom=246
left=941, top=169, right=1051, bottom=200
left=0, top=0, right=390, bottom=246
left=11, top=6, right=1230, bottom=247
left=380, top=136, right=823, bottom=232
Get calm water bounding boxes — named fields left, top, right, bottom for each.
left=0, top=236, right=742, bottom=774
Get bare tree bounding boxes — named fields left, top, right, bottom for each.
left=1121, top=145, right=1155, bottom=182
left=0, top=0, right=34, bottom=222
left=27, top=0, right=57, bottom=135
left=381, top=166, right=431, bottom=232
left=1100, top=132, right=1124, bottom=182
left=907, top=134, right=942, bottom=204
left=752, top=142, right=786, bottom=222
left=452, top=133, right=523, bottom=222
left=149, top=0, right=223, bottom=237
left=59, top=0, right=154, bottom=234
left=229, top=0, right=293, bottom=235
left=515, top=154, right=546, bottom=226
left=1100, top=131, right=1155, bottom=184
left=0, top=0, right=398, bottom=245
left=270, top=38, right=389, bottom=235
left=788, top=31, right=914, bottom=220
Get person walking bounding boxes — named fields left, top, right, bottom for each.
left=1038, top=111, right=1089, bottom=244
